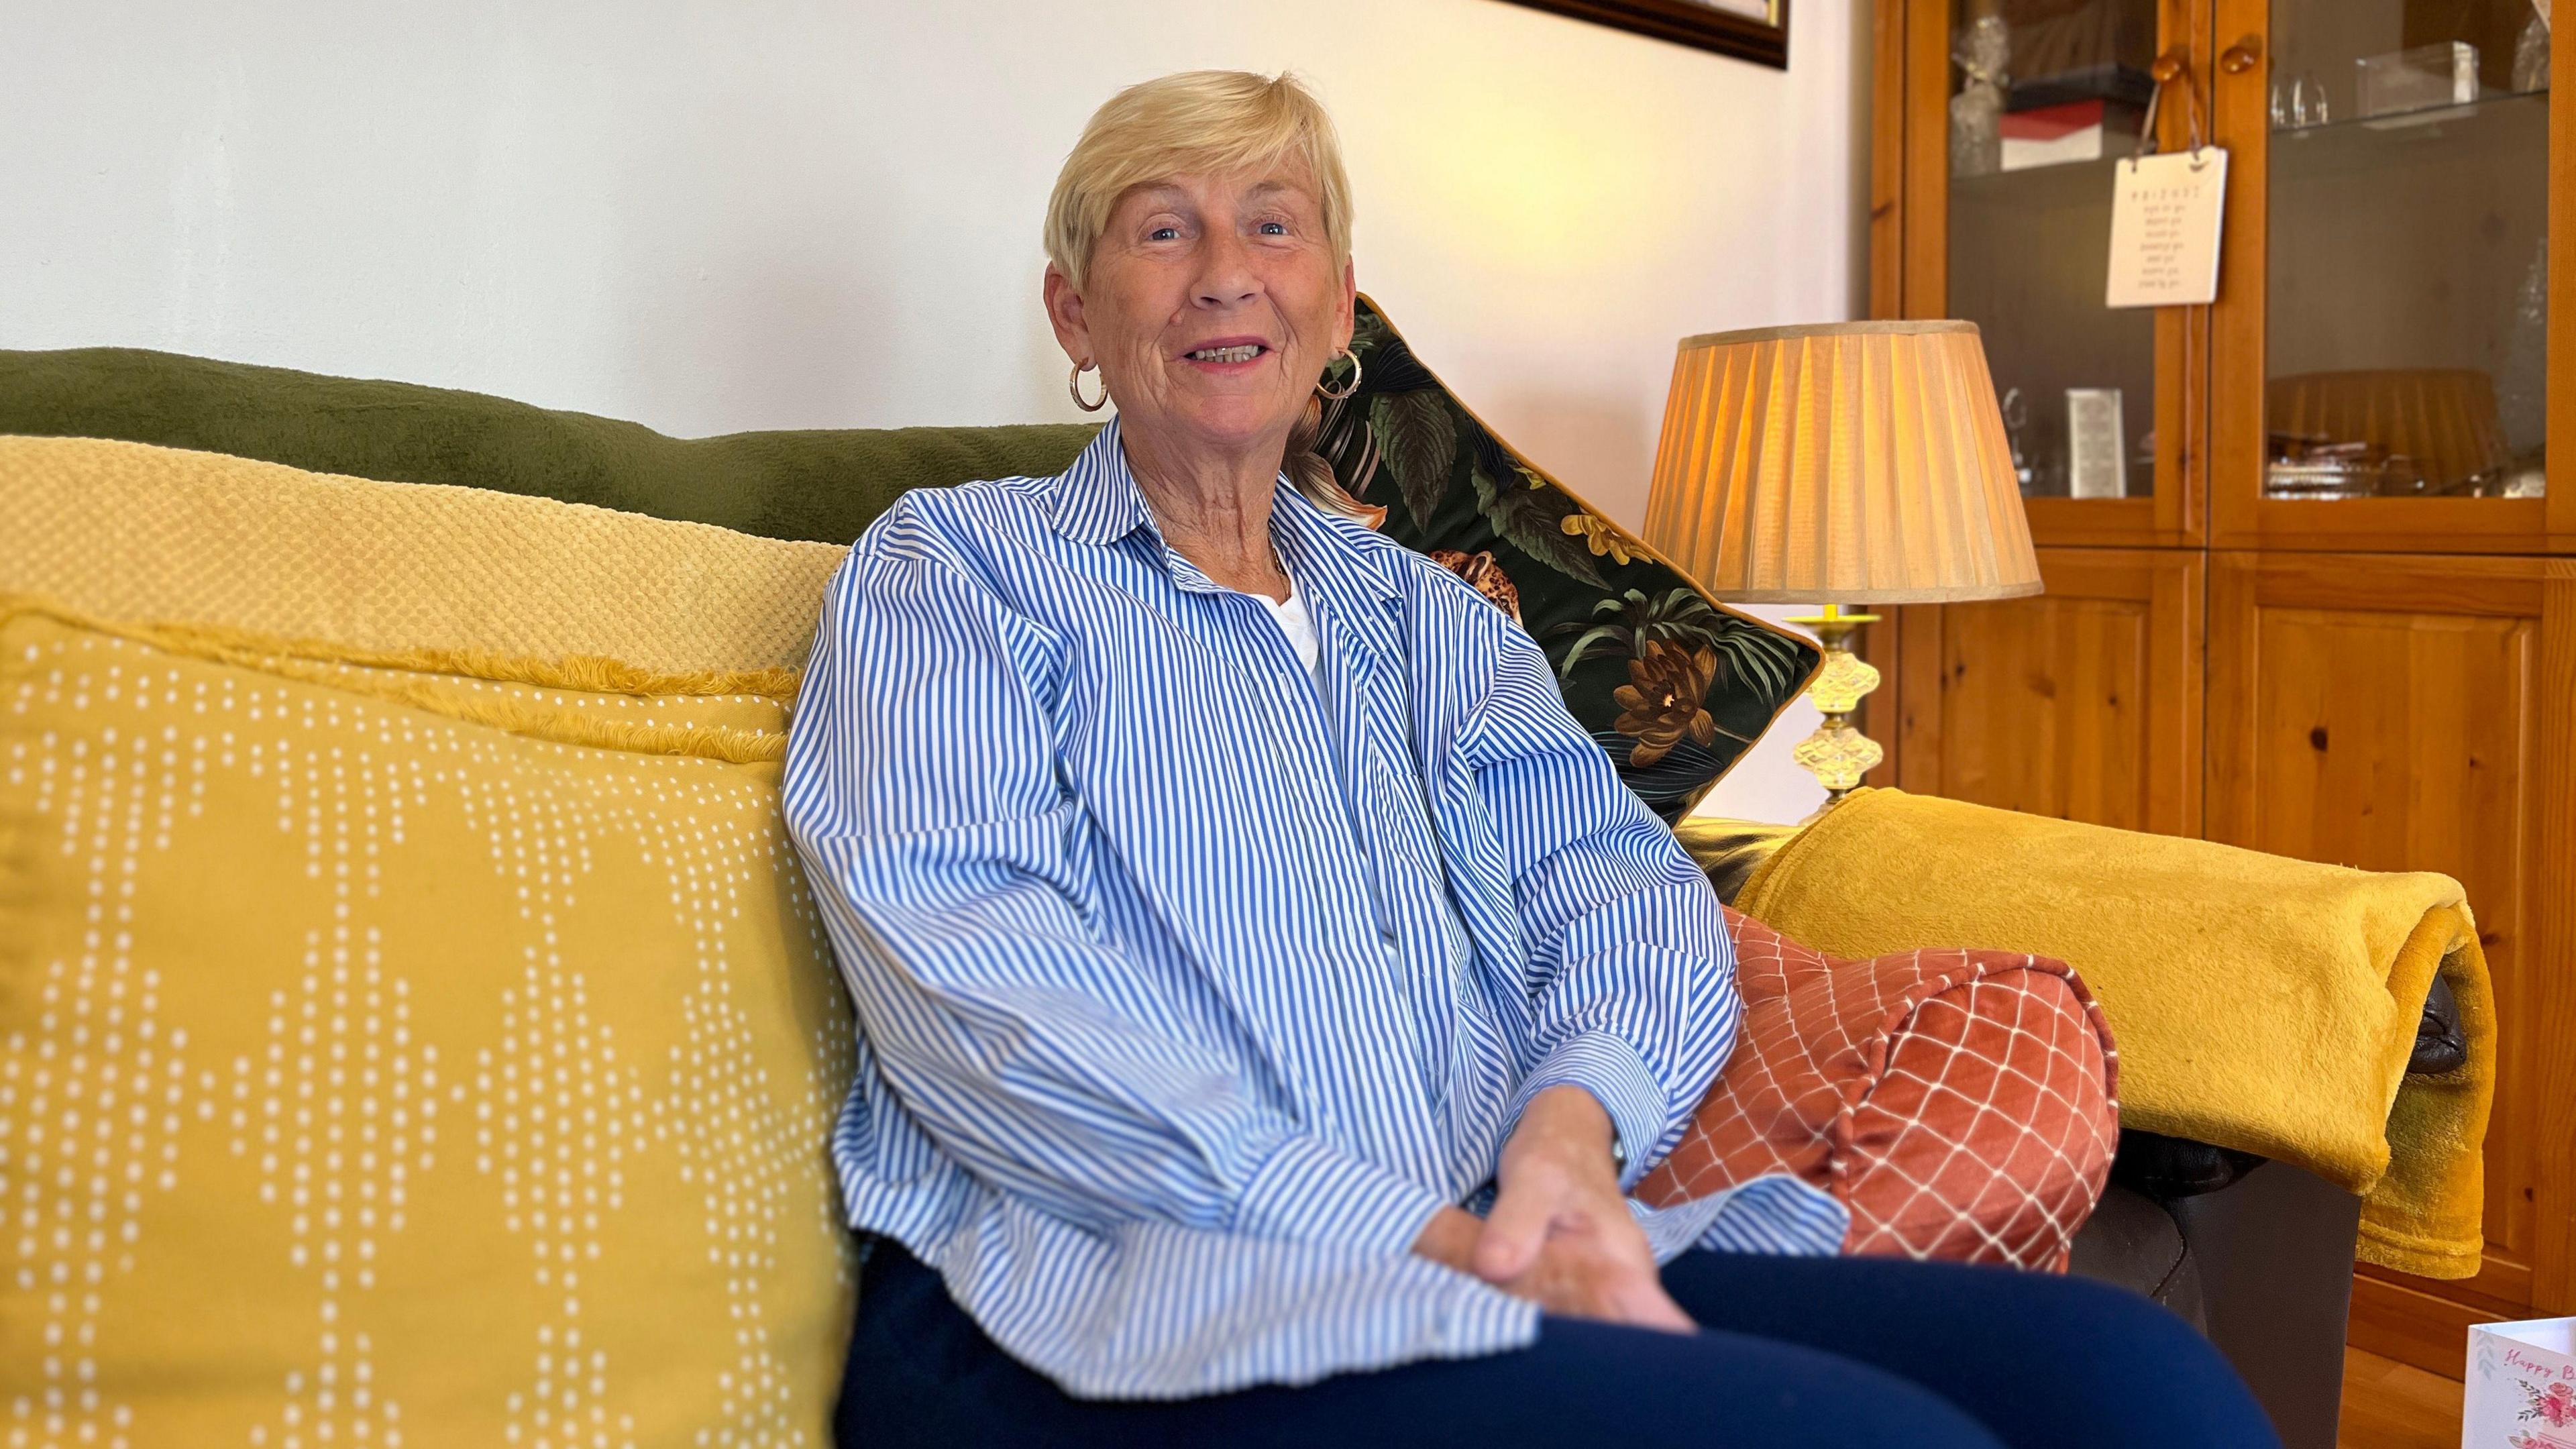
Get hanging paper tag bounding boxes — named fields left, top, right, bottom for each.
left=2106, top=148, right=2228, bottom=308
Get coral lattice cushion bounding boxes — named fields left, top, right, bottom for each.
left=1639, top=908, right=2120, bottom=1270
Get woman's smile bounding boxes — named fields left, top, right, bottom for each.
left=1179, top=336, right=1272, bottom=372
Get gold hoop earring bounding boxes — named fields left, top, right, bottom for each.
left=1315, top=350, right=1362, bottom=402
left=1069, top=362, right=1108, bottom=413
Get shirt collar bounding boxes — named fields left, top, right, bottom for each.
left=1040, top=418, right=1156, bottom=547
left=1039, top=415, right=1403, bottom=612
left=1269, top=483, right=1403, bottom=606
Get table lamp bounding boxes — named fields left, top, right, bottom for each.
left=1640, top=320, right=2041, bottom=808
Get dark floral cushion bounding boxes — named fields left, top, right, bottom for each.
left=1319, top=296, right=1821, bottom=820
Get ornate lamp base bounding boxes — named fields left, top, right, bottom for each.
left=1784, top=604, right=1882, bottom=811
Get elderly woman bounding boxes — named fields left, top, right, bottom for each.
left=784, top=70, right=2272, bottom=1448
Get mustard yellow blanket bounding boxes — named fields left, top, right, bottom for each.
left=1733, top=788, right=2494, bottom=1279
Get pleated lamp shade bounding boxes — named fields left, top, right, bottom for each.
left=1642, top=321, right=2043, bottom=605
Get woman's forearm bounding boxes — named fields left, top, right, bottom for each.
left=1411, top=1085, right=1617, bottom=1273
left=1501, top=1083, right=1619, bottom=1179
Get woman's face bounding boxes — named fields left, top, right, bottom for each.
left=1046, top=166, right=1355, bottom=465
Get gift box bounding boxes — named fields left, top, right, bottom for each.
left=1998, top=100, right=2143, bottom=171
left=2467, top=1317, right=2576, bottom=1448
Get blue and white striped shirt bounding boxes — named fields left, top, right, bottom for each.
left=780, top=421, right=1846, bottom=1400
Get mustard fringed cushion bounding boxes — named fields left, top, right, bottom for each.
left=0, top=434, right=846, bottom=674
left=0, top=437, right=859, bottom=1447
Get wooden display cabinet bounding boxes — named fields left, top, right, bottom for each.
left=2206, top=553, right=2576, bottom=1332
left=1870, top=0, right=2575, bottom=1379
left=1892, top=547, right=2204, bottom=835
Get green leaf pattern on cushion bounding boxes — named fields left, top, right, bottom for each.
left=1324, top=296, right=1822, bottom=818
left=1368, top=390, right=1456, bottom=531
left=1468, top=453, right=1607, bottom=591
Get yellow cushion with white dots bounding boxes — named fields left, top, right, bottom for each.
left=0, top=439, right=861, bottom=1449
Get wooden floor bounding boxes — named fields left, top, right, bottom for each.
left=2339, top=1346, right=2463, bottom=1449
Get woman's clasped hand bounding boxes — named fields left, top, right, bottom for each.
left=1411, top=1084, right=1694, bottom=1332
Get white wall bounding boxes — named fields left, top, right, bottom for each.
left=4, top=0, right=1865, bottom=822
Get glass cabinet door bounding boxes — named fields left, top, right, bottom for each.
left=2212, top=0, right=2567, bottom=549
left=1935, top=0, right=2201, bottom=545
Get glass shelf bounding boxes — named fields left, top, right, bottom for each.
left=2271, top=84, right=2548, bottom=140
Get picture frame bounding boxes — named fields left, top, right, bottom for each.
left=2065, top=387, right=2129, bottom=499
left=1493, top=0, right=1789, bottom=68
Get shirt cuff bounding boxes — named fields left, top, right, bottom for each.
left=1233, top=1132, right=1452, bottom=1257
left=1507, top=1030, right=1672, bottom=1192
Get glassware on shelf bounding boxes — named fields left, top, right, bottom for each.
left=2500, top=234, right=2549, bottom=455
left=2001, top=386, right=2037, bottom=494
left=2272, top=70, right=2334, bottom=128
left=2265, top=458, right=2388, bottom=500
left=2263, top=439, right=2438, bottom=499
left=2355, top=43, right=2481, bottom=119
left=1951, top=14, right=2010, bottom=179
left=2514, top=0, right=2553, bottom=93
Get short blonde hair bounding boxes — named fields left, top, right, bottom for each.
left=1044, top=70, right=1354, bottom=287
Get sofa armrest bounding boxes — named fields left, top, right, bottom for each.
left=2114, top=1128, right=2268, bottom=1199
left=1674, top=814, right=1799, bottom=907
left=1680, top=811, right=2467, bottom=1111
left=2414, top=971, right=2465, bottom=1075
left=1683, top=810, right=2373, bottom=1446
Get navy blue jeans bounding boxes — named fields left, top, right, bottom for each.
left=837, top=1239, right=2279, bottom=1448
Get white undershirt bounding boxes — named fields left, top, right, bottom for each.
left=1258, top=580, right=1394, bottom=943
left=1256, top=582, right=1325, bottom=690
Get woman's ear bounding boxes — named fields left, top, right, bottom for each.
left=1043, top=266, right=1093, bottom=364
left=1334, top=259, right=1358, bottom=353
